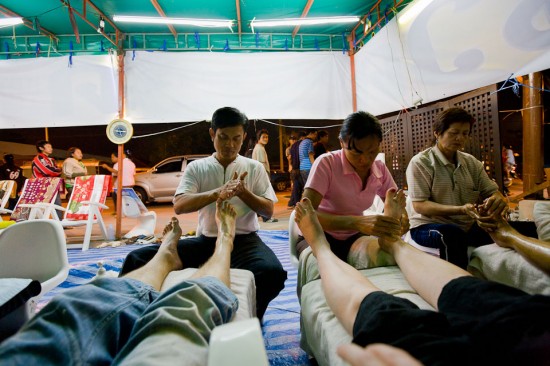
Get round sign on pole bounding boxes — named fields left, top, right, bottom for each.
left=106, top=119, right=133, bottom=144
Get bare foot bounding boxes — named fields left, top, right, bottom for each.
left=294, top=198, right=331, bottom=256
left=378, top=189, right=406, bottom=256
left=158, top=217, right=183, bottom=271
left=384, top=188, right=406, bottom=220
left=216, top=200, right=237, bottom=251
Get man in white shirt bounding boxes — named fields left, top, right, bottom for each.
left=120, top=107, right=287, bottom=319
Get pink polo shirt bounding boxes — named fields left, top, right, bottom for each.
left=305, top=149, right=397, bottom=240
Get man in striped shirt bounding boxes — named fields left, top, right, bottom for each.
left=298, top=129, right=318, bottom=184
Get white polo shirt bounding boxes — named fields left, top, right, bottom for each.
left=174, top=154, right=278, bottom=237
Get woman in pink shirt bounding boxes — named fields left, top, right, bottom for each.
left=297, top=111, right=408, bottom=261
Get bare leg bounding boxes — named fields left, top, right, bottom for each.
left=123, top=217, right=183, bottom=291
left=191, top=200, right=236, bottom=287
left=378, top=191, right=470, bottom=309
left=295, top=198, right=380, bottom=334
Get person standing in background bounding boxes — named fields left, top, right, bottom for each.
left=32, top=140, right=63, bottom=218
left=288, top=131, right=306, bottom=209
left=252, top=129, right=278, bottom=223
left=0, top=154, right=27, bottom=210
left=299, top=130, right=318, bottom=184
left=314, top=130, right=329, bottom=159
left=101, top=151, right=136, bottom=215
left=62, top=147, right=87, bottom=199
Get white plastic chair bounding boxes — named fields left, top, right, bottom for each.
left=208, top=318, right=269, bottom=366
left=35, top=175, right=111, bottom=251
left=0, top=180, right=15, bottom=215
left=120, top=188, right=157, bottom=238
left=0, top=220, right=69, bottom=328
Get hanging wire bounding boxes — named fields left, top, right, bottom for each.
left=255, top=119, right=343, bottom=129
left=132, top=121, right=205, bottom=138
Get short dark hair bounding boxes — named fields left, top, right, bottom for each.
left=339, top=111, right=382, bottom=153
left=67, top=147, right=80, bottom=157
left=3, top=154, right=14, bottom=165
left=256, top=129, right=269, bottom=141
left=433, top=107, right=475, bottom=141
left=317, top=130, right=328, bottom=140
left=211, top=107, right=249, bottom=132
left=297, top=131, right=307, bottom=138
left=36, top=140, right=51, bottom=153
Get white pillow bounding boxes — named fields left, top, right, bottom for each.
left=534, top=201, right=550, bottom=242
left=468, top=244, right=550, bottom=295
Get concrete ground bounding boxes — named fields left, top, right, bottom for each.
left=3, top=178, right=527, bottom=249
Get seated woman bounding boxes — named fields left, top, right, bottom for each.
left=296, top=111, right=406, bottom=263
left=406, top=107, right=508, bottom=269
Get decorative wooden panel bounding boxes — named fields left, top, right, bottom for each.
left=378, top=85, right=502, bottom=191
left=379, top=112, right=408, bottom=188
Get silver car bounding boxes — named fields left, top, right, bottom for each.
left=134, top=154, right=209, bottom=204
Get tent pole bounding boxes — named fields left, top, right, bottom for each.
left=116, top=51, right=126, bottom=238
left=522, top=72, right=544, bottom=196
left=278, top=121, right=284, bottom=171
left=348, top=34, right=357, bottom=112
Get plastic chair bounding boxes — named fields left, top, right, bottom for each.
left=9, top=177, right=62, bottom=221
left=0, top=180, right=15, bottom=215
left=120, top=187, right=157, bottom=238
left=37, top=175, right=111, bottom=251
left=0, top=220, right=69, bottom=334
left=208, top=318, right=269, bottom=366
left=288, top=209, right=302, bottom=269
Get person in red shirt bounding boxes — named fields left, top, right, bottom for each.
left=32, top=140, right=62, bottom=179
left=32, top=140, right=63, bottom=218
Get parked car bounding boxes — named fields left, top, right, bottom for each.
left=134, top=155, right=209, bottom=204
left=270, top=170, right=291, bottom=192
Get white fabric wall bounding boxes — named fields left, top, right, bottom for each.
left=355, top=0, right=550, bottom=115
left=0, top=55, right=118, bottom=129
left=124, top=51, right=352, bottom=123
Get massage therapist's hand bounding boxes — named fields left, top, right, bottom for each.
left=480, top=191, right=508, bottom=218
left=354, top=215, right=401, bottom=238
left=218, top=171, right=248, bottom=201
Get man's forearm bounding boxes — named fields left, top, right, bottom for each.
left=174, top=190, right=219, bottom=214
left=237, top=188, right=273, bottom=218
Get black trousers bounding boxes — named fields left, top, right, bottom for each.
left=120, top=232, right=287, bottom=319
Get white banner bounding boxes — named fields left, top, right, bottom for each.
left=124, top=51, right=352, bottom=123
left=0, top=55, right=119, bottom=129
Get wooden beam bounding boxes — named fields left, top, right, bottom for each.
left=348, top=34, right=357, bottom=111
left=0, top=5, right=58, bottom=41
left=292, top=0, right=315, bottom=38
left=60, top=0, right=117, bottom=46
left=150, top=0, right=178, bottom=40
left=236, top=0, right=242, bottom=36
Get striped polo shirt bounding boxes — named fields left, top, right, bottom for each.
left=406, top=145, right=498, bottom=231
left=299, top=138, right=314, bottom=172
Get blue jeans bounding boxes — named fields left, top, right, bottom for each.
left=410, top=223, right=493, bottom=269
left=0, top=276, right=237, bottom=365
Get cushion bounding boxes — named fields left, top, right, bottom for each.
left=468, top=244, right=550, bottom=295
left=534, top=201, right=550, bottom=242
left=161, top=268, right=256, bottom=321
